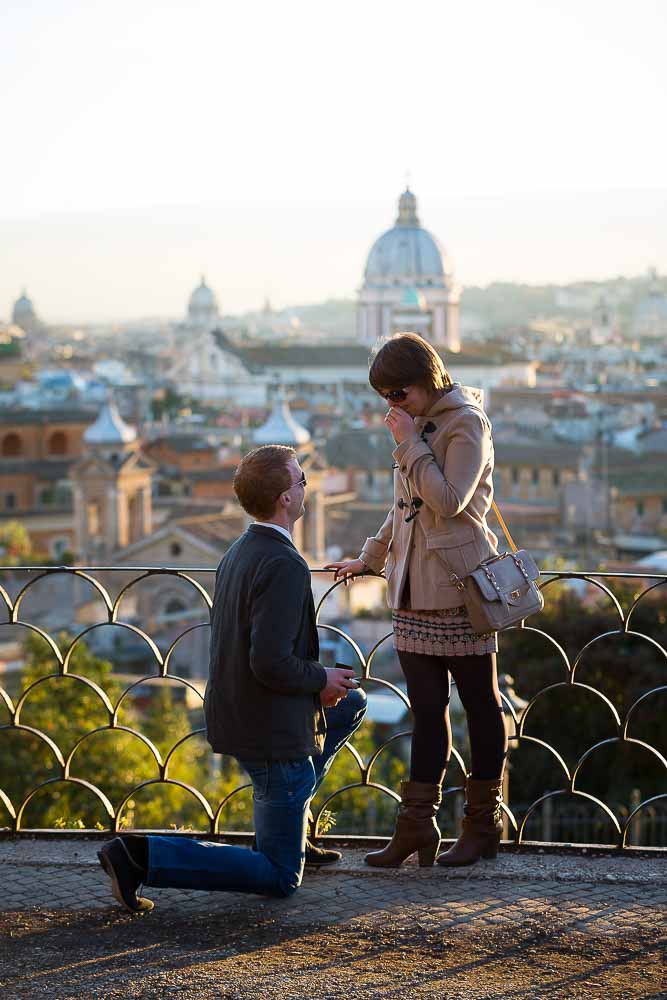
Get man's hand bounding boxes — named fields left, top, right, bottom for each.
left=384, top=405, right=417, bottom=445
left=320, top=666, right=358, bottom=706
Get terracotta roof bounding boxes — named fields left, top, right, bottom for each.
left=153, top=498, right=229, bottom=517
left=0, top=408, right=96, bottom=425
left=147, top=434, right=215, bottom=453
left=325, top=427, right=394, bottom=469
left=0, top=460, right=71, bottom=479
left=605, top=463, right=667, bottom=495
left=237, top=342, right=370, bottom=369
left=186, top=467, right=236, bottom=482
left=213, top=331, right=519, bottom=372
left=178, top=517, right=241, bottom=546
left=493, top=440, right=584, bottom=468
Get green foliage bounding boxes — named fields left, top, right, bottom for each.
left=150, top=387, right=189, bottom=421
left=0, top=633, right=252, bottom=832
left=501, top=578, right=667, bottom=824
left=1, top=576, right=664, bottom=842
left=0, top=522, right=32, bottom=566
left=311, top=724, right=410, bottom=836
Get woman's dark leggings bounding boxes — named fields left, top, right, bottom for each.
left=398, top=651, right=507, bottom=784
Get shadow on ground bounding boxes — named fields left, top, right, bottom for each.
left=1, top=879, right=664, bottom=999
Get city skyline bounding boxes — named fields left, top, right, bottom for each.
left=3, top=186, right=667, bottom=325
left=3, top=0, right=667, bottom=322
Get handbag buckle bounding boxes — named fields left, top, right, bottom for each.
left=510, top=589, right=522, bottom=600
left=449, top=572, right=466, bottom=592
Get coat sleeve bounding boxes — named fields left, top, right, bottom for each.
left=359, top=507, right=394, bottom=575
left=249, top=557, right=328, bottom=695
left=392, top=409, right=491, bottom=518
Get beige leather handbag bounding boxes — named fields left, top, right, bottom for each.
left=449, top=503, right=544, bottom=635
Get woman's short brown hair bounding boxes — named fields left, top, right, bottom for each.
left=368, top=333, right=452, bottom=393
left=233, top=445, right=296, bottom=520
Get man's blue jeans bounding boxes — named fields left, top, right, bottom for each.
left=145, top=688, right=367, bottom=898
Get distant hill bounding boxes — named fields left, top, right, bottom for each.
left=265, top=274, right=666, bottom=337
left=461, top=274, right=665, bottom=331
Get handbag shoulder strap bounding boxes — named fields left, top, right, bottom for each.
left=491, top=500, right=519, bottom=554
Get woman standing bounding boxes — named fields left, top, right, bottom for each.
left=327, top=333, right=507, bottom=867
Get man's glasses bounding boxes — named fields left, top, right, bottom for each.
left=276, top=475, right=307, bottom=500
left=379, top=388, right=409, bottom=402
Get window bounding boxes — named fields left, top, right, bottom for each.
left=54, top=484, right=72, bottom=506
left=663, top=498, right=667, bottom=515
left=50, top=537, right=69, bottom=559
left=532, top=469, right=540, bottom=486
left=87, top=502, right=100, bottom=536
left=4, top=493, right=16, bottom=510
left=165, top=598, right=186, bottom=616
left=1, top=433, right=22, bottom=457
left=39, top=488, right=55, bottom=506
left=512, top=468, right=520, bottom=485
left=48, top=431, right=67, bottom=456
left=636, top=500, right=645, bottom=517
left=553, top=470, right=560, bottom=488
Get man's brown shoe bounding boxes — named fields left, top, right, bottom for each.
left=305, top=839, right=342, bottom=866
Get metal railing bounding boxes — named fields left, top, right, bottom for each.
left=0, top=565, right=665, bottom=850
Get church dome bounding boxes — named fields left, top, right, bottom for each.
left=84, top=399, right=137, bottom=445
left=188, top=276, right=219, bottom=323
left=253, top=391, right=311, bottom=447
left=12, top=290, right=37, bottom=327
left=364, top=189, right=450, bottom=284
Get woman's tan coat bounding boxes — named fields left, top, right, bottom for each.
left=359, top=384, right=498, bottom=611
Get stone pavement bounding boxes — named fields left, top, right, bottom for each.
left=1, top=839, right=665, bottom=999
left=1, top=837, right=665, bottom=922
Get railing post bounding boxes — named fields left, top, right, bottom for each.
left=502, top=766, right=510, bottom=841
left=630, top=788, right=642, bottom=846
left=542, top=796, right=553, bottom=843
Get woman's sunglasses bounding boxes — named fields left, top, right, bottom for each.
left=380, top=388, right=409, bottom=402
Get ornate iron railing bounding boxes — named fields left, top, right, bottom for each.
left=0, top=565, right=665, bottom=849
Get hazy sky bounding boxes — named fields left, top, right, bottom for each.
left=2, top=0, right=667, bottom=322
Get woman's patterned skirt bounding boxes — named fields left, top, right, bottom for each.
left=392, top=605, right=498, bottom=658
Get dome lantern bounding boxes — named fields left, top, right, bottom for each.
left=396, top=187, right=419, bottom=226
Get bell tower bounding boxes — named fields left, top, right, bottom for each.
left=71, top=399, right=155, bottom=561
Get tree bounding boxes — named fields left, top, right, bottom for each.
left=0, top=522, right=31, bottom=566
left=499, top=578, right=666, bottom=843
left=0, top=634, right=251, bottom=832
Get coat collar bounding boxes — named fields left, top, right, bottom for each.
left=413, top=384, right=486, bottom=432
left=247, top=523, right=298, bottom=551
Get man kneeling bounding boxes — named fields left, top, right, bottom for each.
left=99, top=444, right=366, bottom=911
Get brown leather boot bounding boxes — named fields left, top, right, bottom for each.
left=437, top=777, right=503, bottom=867
left=365, top=781, right=441, bottom=868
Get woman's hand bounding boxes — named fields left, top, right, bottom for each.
left=324, top=558, right=366, bottom=583
left=385, top=406, right=417, bottom=445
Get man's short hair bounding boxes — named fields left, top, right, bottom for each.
left=233, top=445, right=297, bottom=520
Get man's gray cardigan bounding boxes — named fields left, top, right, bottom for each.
left=205, top=524, right=328, bottom=760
